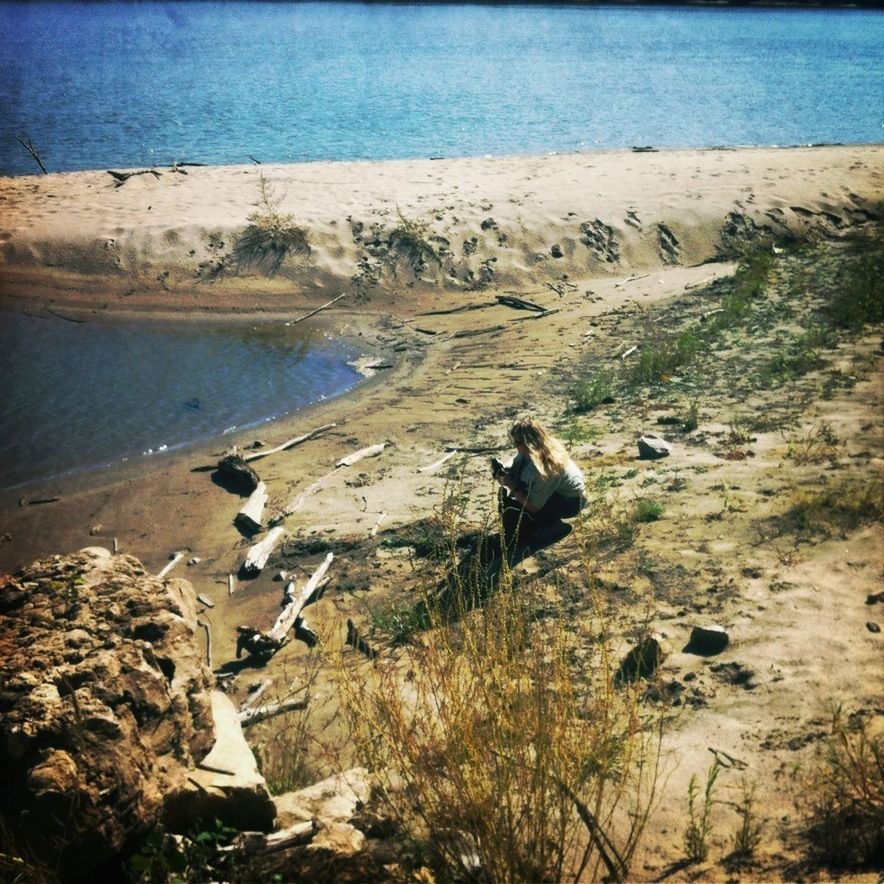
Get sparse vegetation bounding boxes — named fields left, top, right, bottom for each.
left=573, top=370, right=614, bottom=413
left=731, top=778, right=763, bottom=861
left=232, top=173, right=311, bottom=275
left=683, top=762, right=720, bottom=863
left=800, top=708, right=884, bottom=869
left=388, top=208, right=439, bottom=270
left=775, top=478, right=884, bottom=540
left=634, top=499, right=664, bottom=523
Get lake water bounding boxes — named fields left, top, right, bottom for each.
left=0, top=2, right=882, bottom=175
left=0, top=313, right=361, bottom=491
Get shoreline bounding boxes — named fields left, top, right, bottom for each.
left=1, top=143, right=882, bottom=876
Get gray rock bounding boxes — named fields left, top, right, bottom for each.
left=216, top=454, right=260, bottom=493
left=273, top=768, right=371, bottom=829
left=638, top=434, right=671, bottom=460
left=686, top=624, right=730, bottom=655
left=550, top=243, right=564, bottom=258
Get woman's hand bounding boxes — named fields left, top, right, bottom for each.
left=496, top=472, right=516, bottom=491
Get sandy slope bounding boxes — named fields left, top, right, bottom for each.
left=0, top=146, right=882, bottom=879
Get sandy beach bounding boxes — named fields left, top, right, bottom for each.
left=1, top=145, right=882, bottom=878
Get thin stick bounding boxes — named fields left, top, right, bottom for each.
left=227, top=573, right=236, bottom=596
left=199, top=621, right=212, bottom=668
left=614, top=273, right=649, bottom=288
left=369, top=511, right=387, bottom=537
left=270, top=553, right=334, bottom=643
left=418, top=449, right=457, bottom=474
left=17, top=137, right=47, bottom=174
left=291, top=292, right=348, bottom=324
left=242, top=423, right=336, bottom=462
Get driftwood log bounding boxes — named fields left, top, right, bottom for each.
left=495, top=294, right=546, bottom=312
left=242, top=423, right=336, bottom=463
left=242, top=526, right=285, bottom=576
left=157, top=551, right=185, bottom=579
left=239, top=696, right=309, bottom=726
left=336, top=442, right=386, bottom=468
left=270, top=553, right=334, bottom=644
left=106, top=168, right=162, bottom=186
left=234, top=481, right=269, bottom=534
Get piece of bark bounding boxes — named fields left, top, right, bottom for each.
left=270, top=553, right=334, bottom=643
left=217, top=454, right=261, bottom=493
left=235, top=481, right=269, bottom=533
left=242, top=423, right=336, bottom=463
left=336, top=443, right=386, bottom=468
left=242, top=526, right=285, bottom=577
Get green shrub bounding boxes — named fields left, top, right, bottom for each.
left=634, top=499, right=664, bottom=523
left=573, top=371, right=614, bottom=413
left=683, top=762, right=720, bottom=863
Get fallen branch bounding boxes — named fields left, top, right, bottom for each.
left=621, top=345, right=638, bottom=360
left=370, top=512, right=387, bottom=537
left=17, top=137, right=48, bottom=174
left=450, top=324, right=506, bottom=339
left=157, top=551, right=186, bottom=579
left=45, top=307, right=85, bottom=324
left=270, top=553, right=334, bottom=643
left=239, top=679, right=273, bottom=713
left=509, top=308, right=561, bottom=322
left=199, top=621, right=212, bottom=668
left=197, top=762, right=236, bottom=777
left=24, top=495, right=61, bottom=506
left=495, top=294, right=546, bottom=312
left=417, top=449, right=457, bottom=474
left=614, top=273, right=649, bottom=288
left=196, top=594, right=215, bottom=609
left=272, top=472, right=336, bottom=524
left=414, top=302, right=489, bottom=317
left=242, top=526, right=285, bottom=576
left=239, top=696, right=309, bottom=726
left=227, top=573, right=236, bottom=596
left=242, top=423, right=336, bottom=463
left=106, top=168, right=162, bottom=186
left=336, top=442, right=386, bottom=468
left=291, top=292, right=348, bottom=324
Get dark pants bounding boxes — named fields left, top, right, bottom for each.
left=498, top=490, right=584, bottom=554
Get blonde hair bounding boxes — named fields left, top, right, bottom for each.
left=509, top=417, right=569, bottom=478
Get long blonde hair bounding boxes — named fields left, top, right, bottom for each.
left=510, top=417, right=569, bottom=479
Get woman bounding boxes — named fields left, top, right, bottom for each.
left=495, top=417, right=586, bottom=553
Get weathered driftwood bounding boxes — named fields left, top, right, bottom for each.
left=370, top=512, right=387, bottom=537
left=227, top=573, right=236, bottom=596
left=239, top=679, right=273, bottom=713
left=106, top=168, right=162, bottom=186
left=496, top=294, right=545, bottom=312
left=336, top=442, right=386, bottom=468
left=509, top=308, right=561, bottom=322
left=416, top=302, right=489, bottom=317
left=196, top=594, right=215, bottom=609
left=271, top=471, right=335, bottom=524
left=621, top=345, right=638, bottom=360
left=157, top=551, right=185, bottom=579
left=270, top=553, right=334, bottom=644
left=418, top=449, right=458, bottom=474
left=242, top=423, right=336, bottom=463
left=217, top=454, right=261, bottom=493
left=234, top=481, right=269, bottom=534
left=614, top=273, right=650, bottom=288
left=242, top=526, right=285, bottom=577
left=199, top=620, right=212, bottom=668
left=450, top=324, right=506, bottom=339
left=291, top=292, right=349, bottom=324
left=239, top=696, right=309, bottom=726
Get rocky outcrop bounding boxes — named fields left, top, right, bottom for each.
left=0, top=547, right=214, bottom=879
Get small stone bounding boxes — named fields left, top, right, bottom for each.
left=867, top=622, right=881, bottom=633
left=866, top=592, right=884, bottom=606
left=685, top=624, right=730, bottom=656
left=550, top=243, right=564, bottom=258
left=638, top=434, right=671, bottom=460
left=187, top=557, right=201, bottom=566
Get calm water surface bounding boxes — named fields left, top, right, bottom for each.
left=0, top=313, right=361, bottom=491
left=0, top=2, right=882, bottom=175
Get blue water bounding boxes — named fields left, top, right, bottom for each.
left=0, top=313, right=361, bottom=491
left=1, top=2, right=882, bottom=176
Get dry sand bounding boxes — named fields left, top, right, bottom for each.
left=1, top=145, right=882, bottom=879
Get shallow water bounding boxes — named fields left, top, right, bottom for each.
left=1, top=2, right=882, bottom=175
left=0, top=312, right=361, bottom=491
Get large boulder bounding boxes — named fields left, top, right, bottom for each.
left=0, top=547, right=214, bottom=879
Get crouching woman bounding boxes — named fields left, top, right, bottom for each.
left=495, top=417, right=586, bottom=554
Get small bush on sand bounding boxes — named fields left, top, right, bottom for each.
left=634, top=499, right=664, bottom=523
left=233, top=174, right=311, bottom=275
left=388, top=209, right=438, bottom=271
left=573, top=370, right=614, bottom=413
left=800, top=708, right=884, bottom=869
left=731, top=778, right=764, bottom=861
left=776, top=479, right=884, bottom=540
left=825, top=223, right=884, bottom=331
